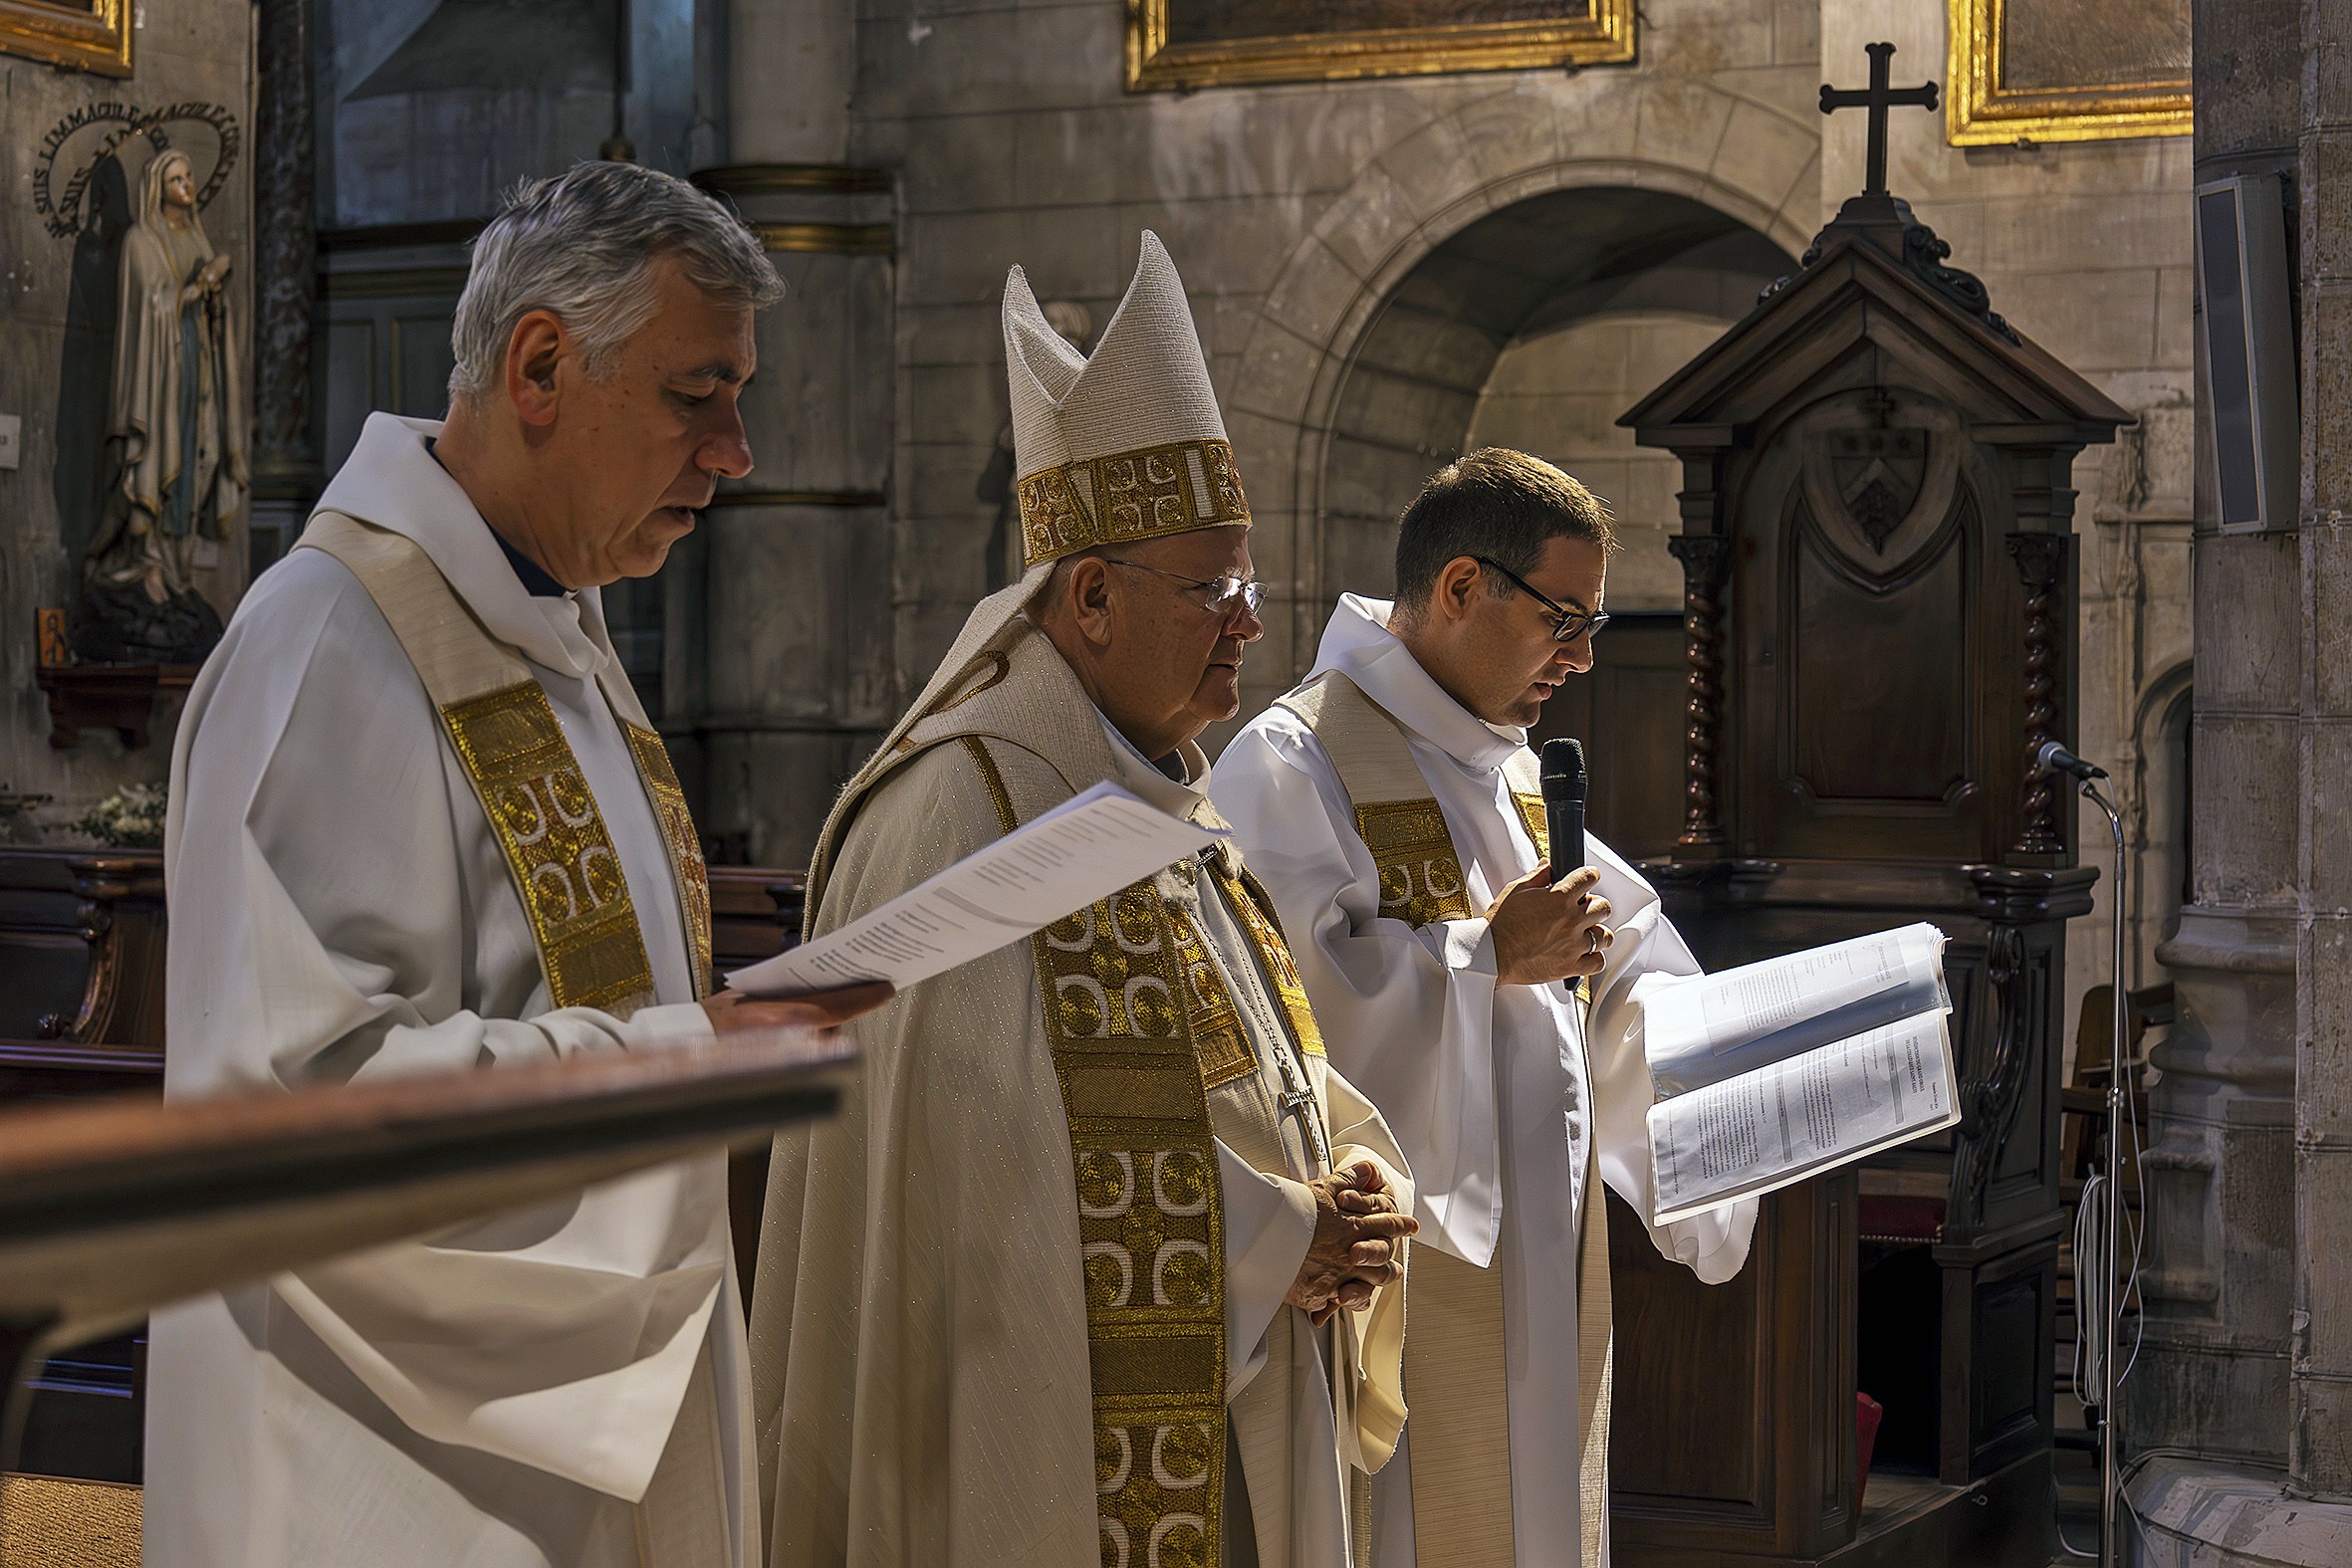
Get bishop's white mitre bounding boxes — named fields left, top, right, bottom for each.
left=1002, top=231, right=1252, bottom=569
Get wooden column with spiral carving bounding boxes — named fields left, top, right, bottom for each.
left=1667, top=533, right=1732, bottom=850
left=2007, top=532, right=2068, bottom=855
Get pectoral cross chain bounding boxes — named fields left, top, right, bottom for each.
left=1819, top=41, right=1940, bottom=198
left=1274, top=1055, right=1333, bottom=1176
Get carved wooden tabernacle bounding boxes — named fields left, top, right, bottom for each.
left=1611, top=175, right=2123, bottom=1565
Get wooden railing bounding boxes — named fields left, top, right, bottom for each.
left=0, top=1030, right=851, bottom=1468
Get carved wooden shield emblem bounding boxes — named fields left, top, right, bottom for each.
left=1798, top=413, right=1962, bottom=583
left=1829, top=429, right=1926, bottom=550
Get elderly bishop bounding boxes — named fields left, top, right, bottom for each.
left=149, top=164, right=884, bottom=1568
left=1210, top=450, right=1761, bottom=1568
left=753, top=233, right=1417, bottom=1568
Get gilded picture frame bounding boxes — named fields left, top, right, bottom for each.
left=0, top=0, right=132, bottom=77
left=1947, top=0, right=2190, bottom=145
left=1126, top=0, right=1635, bottom=93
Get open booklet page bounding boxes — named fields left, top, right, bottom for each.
left=1639, top=924, right=1960, bottom=1226
left=727, top=783, right=1224, bottom=998
left=1644, top=922, right=1950, bottom=1097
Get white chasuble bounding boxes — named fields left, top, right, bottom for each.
left=752, top=603, right=1409, bottom=1568
left=1209, top=594, right=1759, bottom=1568
left=147, top=412, right=755, bottom=1568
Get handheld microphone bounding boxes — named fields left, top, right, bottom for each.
left=1539, top=738, right=1587, bottom=886
left=2036, top=741, right=2108, bottom=782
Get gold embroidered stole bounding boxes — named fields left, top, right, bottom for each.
left=1275, top=669, right=1615, bottom=1568
left=298, top=512, right=713, bottom=1014
left=961, top=735, right=1240, bottom=1567
left=957, top=736, right=1341, bottom=1568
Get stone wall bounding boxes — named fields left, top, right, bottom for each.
left=1467, top=313, right=1737, bottom=613
left=2130, top=0, right=2304, bottom=1478
left=0, top=6, right=254, bottom=837
left=318, top=0, right=708, bottom=229
left=2128, top=0, right=2352, bottom=1554
left=2288, top=0, right=2352, bottom=1505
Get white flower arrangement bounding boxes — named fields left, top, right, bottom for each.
left=75, top=783, right=167, bottom=849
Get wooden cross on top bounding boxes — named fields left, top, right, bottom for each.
left=1819, top=42, right=1940, bottom=198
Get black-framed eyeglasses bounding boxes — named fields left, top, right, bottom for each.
left=1472, top=556, right=1610, bottom=643
left=1101, top=558, right=1267, bottom=618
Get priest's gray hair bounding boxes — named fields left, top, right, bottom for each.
left=447, top=161, right=782, bottom=401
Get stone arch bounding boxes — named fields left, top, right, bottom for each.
left=2129, top=658, right=2197, bottom=958
left=1227, top=77, right=1819, bottom=678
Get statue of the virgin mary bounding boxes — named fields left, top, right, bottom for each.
left=79, top=147, right=246, bottom=664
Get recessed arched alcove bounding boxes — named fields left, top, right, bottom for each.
left=1315, top=186, right=1796, bottom=612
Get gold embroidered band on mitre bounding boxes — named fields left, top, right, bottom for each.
left=296, top=511, right=714, bottom=1016
left=961, top=736, right=1232, bottom=1568
left=1273, top=667, right=1615, bottom=1568
left=1019, top=437, right=1252, bottom=569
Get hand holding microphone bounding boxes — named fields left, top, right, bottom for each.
left=1485, top=737, right=1614, bottom=987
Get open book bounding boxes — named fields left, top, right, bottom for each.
left=727, top=783, right=1225, bottom=998
left=1640, top=923, right=1960, bottom=1226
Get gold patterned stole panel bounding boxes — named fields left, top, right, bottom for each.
left=1511, top=791, right=1549, bottom=862
left=1354, top=791, right=1549, bottom=931
left=621, top=722, right=714, bottom=996
left=439, top=683, right=657, bottom=1016
left=299, top=512, right=712, bottom=1015
left=1213, top=861, right=1327, bottom=1061
left=960, top=737, right=1231, bottom=1568
left=1352, top=799, right=1475, bottom=928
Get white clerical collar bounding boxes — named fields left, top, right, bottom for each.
left=1094, top=707, right=1212, bottom=818
left=313, top=412, right=611, bottom=680
left=1304, top=594, right=1525, bottom=773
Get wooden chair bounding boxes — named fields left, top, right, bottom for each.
left=2059, top=981, right=2168, bottom=1204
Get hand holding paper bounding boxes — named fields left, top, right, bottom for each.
left=728, top=783, right=1224, bottom=999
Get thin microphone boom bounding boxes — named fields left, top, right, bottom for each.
left=2038, top=741, right=2108, bottom=781
left=1539, top=738, right=1587, bottom=886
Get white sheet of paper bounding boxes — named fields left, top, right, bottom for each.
left=727, top=782, right=1224, bottom=998
left=1647, top=1009, right=1961, bottom=1226
left=1644, top=921, right=1948, bottom=1069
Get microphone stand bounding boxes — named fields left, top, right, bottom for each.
left=2076, top=775, right=2129, bottom=1568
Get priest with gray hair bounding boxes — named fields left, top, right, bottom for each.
left=146, top=160, right=887, bottom=1568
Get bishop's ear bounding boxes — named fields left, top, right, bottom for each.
left=1058, top=556, right=1119, bottom=648
left=504, top=310, right=568, bottom=426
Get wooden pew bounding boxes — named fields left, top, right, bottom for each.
left=0, top=849, right=165, bottom=1107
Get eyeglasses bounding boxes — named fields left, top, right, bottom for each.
left=1472, top=556, right=1611, bottom=643
left=1101, top=559, right=1267, bottom=618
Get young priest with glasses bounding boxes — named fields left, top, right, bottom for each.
left=1211, top=448, right=1759, bottom=1568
